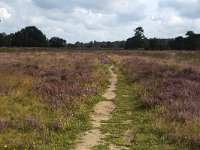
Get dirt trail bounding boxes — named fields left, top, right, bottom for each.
left=74, top=66, right=117, bottom=150
left=103, top=66, right=118, bottom=100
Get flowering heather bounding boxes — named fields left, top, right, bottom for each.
left=122, top=56, right=200, bottom=147
left=0, top=85, right=10, bottom=95
left=0, top=120, right=6, bottom=131
left=10, top=63, right=41, bottom=76
left=26, top=117, right=39, bottom=128
left=33, top=61, right=97, bottom=109
left=98, top=54, right=113, bottom=65
left=123, top=57, right=200, bottom=118
left=0, top=52, right=108, bottom=148
left=4, top=54, right=99, bottom=110
left=47, top=120, right=63, bottom=132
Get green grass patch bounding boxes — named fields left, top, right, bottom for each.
left=99, top=67, right=188, bottom=150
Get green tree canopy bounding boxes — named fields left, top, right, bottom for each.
left=125, top=26, right=148, bottom=49
left=11, top=26, right=48, bottom=47
left=49, top=37, right=66, bottom=47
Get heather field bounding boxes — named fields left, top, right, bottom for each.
left=1, top=0, right=200, bottom=149
left=0, top=50, right=200, bottom=150
left=0, top=51, right=109, bottom=149
left=109, top=51, right=200, bottom=149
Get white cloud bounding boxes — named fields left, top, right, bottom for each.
left=71, top=7, right=117, bottom=28
left=159, top=0, right=200, bottom=18
left=31, top=16, right=46, bottom=24
left=194, top=19, right=200, bottom=30
left=0, top=8, right=11, bottom=20
left=0, top=0, right=200, bottom=42
left=168, top=15, right=185, bottom=26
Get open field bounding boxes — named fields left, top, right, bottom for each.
left=0, top=51, right=109, bottom=149
left=1, top=0, right=200, bottom=149
left=0, top=49, right=200, bottom=149
left=108, top=50, right=200, bottom=149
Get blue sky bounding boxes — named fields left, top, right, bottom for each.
left=0, top=0, right=200, bottom=43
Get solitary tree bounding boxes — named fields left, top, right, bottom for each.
left=125, top=26, right=148, bottom=49
left=134, top=27, right=145, bottom=39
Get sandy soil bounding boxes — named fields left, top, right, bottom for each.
left=74, top=66, right=117, bottom=150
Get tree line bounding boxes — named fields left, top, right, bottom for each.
left=0, top=26, right=125, bottom=48
left=125, top=27, right=200, bottom=50
left=0, top=26, right=200, bottom=50
left=0, top=26, right=66, bottom=48
left=67, top=41, right=125, bottom=49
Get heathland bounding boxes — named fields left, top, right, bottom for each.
left=0, top=49, right=200, bottom=149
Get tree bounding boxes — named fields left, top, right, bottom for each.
left=125, top=26, right=148, bottom=49
left=169, top=36, right=185, bottom=50
left=168, top=31, right=200, bottom=50
left=134, top=27, right=145, bottom=39
left=185, top=31, right=199, bottom=50
left=88, top=41, right=94, bottom=48
left=148, top=38, right=158, bottom=50
left=125, top=37, right=134, bottom=49
left=0, top=33, right=12, bottom=47
left=11, top=26, right=48, bottom=47
left=0, top=33, right=6, bottom=46
left=186, top=31, right=195, bottom=37
left=49, top=37, right=66, bottom=47
left=74, top=42, right=81, bottom=48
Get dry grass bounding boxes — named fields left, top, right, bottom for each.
left=109, top=50, right=200, bottom=149
left=0, top=51, right=109, bottom=149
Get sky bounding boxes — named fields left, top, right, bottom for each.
left=0, top=0, right=200, bottom=43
